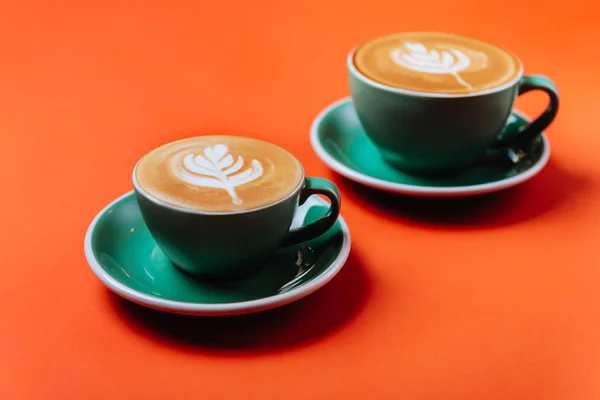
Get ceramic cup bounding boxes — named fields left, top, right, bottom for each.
left=347, top=38, right=560, bottom=175
left=132, top=146, right=341, bottom=279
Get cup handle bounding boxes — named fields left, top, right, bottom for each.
left=280, top=177, right=341, bottom=247
left=496, top=75, right=560, bottom=148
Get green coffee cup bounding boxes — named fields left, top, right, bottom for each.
left=347, top=32, right=560, bottom=175
left=132, top=137, right=341, bottom=279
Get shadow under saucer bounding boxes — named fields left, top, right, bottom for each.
left=335, top=158, right=592, bottom=230
left=105, top=250, right=371, bottom=355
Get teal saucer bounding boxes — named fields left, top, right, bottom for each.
left=311, top=97, right=550, bottom=197
left=84, top=191, right=351, bottom=316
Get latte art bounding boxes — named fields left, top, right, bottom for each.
left=135, top=136, right=304, bottom=212
left=172, top=144, right=263, bottom=205
left=353, top=32, right=521, bottom=94
left=390, top=42, right=484, bottom=90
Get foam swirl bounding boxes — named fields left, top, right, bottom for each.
left=171, top=144, right=263, bottom=205
left=390, top=42, right=484, bottom=90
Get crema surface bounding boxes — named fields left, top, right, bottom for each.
left=135, top=136, right=304, bottom=212
left=353, top=32, right=521, bottom=94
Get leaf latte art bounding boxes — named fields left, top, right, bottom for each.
left=390, top=42, right=480, bottom=90
left=172, top=144, right=263, bottom=205
left=134, top=136, right=303, bottom=212
left=353, top=32, right=520, bottom=94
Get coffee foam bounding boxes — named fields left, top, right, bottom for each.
left=353, top=32, right=521, bottom=94
left=135, top=136, right=304, bottom=212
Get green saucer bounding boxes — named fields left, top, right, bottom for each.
left=84, top=191, right=351, bottom=316
left=311, top=97, right=550, bottom=197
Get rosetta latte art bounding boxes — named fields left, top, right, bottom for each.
left=171, top=144, right=263, bottom=205
left=390, top=42, right=485, bottom=90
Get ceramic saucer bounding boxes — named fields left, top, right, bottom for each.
left=310, top=97, right=550, bottom=197
left=84, top=191, right=351, bottom=316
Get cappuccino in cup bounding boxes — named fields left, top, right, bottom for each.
left=133, top=135, right=341, bottom=278
left=348, top=32, right=559, bottom=174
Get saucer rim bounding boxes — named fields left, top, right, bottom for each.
left=84, top=190, right=352, bottom=316
left=310, top=96, right=551, bottom=197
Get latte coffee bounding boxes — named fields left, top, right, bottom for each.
left=134, top=136, right=304, bottom=212
left=353, top=32, right=522, bottom=94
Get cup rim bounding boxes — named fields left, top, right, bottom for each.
left=347, top=33, right=525, bottom=98
left=132, top=137, right=307, bottom=216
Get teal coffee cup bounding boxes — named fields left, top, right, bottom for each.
left=348, top=32, right=560, bottom=174
left=132, top=136, right=341, bottom=279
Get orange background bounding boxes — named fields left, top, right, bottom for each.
left=1, top=1, right=600, bottom=399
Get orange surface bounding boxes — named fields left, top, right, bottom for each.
left=1, top=1, right=600, bottom=399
